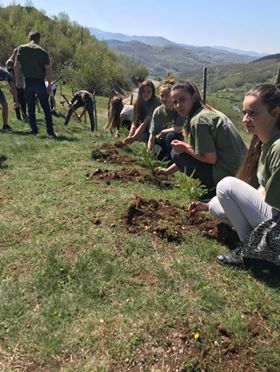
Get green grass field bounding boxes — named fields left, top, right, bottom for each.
left=0, top=91, right=279, bottom=371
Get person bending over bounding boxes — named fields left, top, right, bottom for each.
left=64, top=90, right=95, bottom=131
left=106, top=96, right=133, bottom=137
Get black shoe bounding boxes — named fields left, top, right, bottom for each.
left=217, top=246, right=243, bottom=266
left=2, top=124, right=12, bottom=131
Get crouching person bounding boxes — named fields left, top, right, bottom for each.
left=159, top=80, right=247, bottom=200
left=147, top=80, right=185, bottom=161
left=189, top=84, right=280, bottom=270
left=64, top=90, right=95, bottom=131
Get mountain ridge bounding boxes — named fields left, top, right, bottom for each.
left=90, top=27, right=266, bottom=58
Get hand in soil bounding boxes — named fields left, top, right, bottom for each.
left=157, top=167, right=169, bottom=176
left=188, top=201, right=209, bottom=216
left=123, top=136, right=134, bottom=145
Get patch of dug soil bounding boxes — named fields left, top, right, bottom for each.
left=124, top=196, right=186, bottom=243
left=88, top=167, right=149, bottom=182
left=94, top=141, right=130, bottom=151
left=88, top=168, right=172, bottom=187
left=124, top=196, right=239, bottom=246
left=190, top=217, right=240, bottom=248
left=91, top=148, right=136, bottom=164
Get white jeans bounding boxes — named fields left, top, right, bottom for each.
left=209, top=177, right=275, bottom=242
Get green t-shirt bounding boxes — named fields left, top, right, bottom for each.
left=189, top=107, right=247, bottom=184
left=149, top=105, right=185, bottom=135
left=17, top=41, right=50, bottom=79
left=257, top=132, right=280, bottom=210
left=134, top=96, right=160, bottom=123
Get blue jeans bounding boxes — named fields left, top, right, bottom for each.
left=25, top=78, right=54, bottom=135
left=154, top=132, right=184, bottom=161
left=65, top=98, right=95, bottom=131
left=171, top=150, right=215, bottom=189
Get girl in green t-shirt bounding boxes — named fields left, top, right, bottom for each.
left=147, top=79, right=184, bottom=160
left=159, top=80, right=246, bottom=200
left=189, top=84, right=280, bottom=268
left=124, top=80, right=160, bottom=145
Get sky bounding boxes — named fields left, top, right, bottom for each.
left=1, top=0, right=279, bottom=54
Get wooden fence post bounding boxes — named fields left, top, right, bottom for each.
left=275, top=67, right=280, bottom=85
left=203, top=67, right=207, bottom=103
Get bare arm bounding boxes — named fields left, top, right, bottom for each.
left=147, top=133, right=156, bottom=152
left=9, top=82, right=18, bottom=106
left=124, top=116, right=151, bottom=145
left=171, top=140, right=217, bottom=164
left=131, top=115, right=151, bottom=140
left=157, top=162, right=178, bottom=176
left=14, top=61, right=21, bottom=88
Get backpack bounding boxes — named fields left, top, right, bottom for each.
left=241, top=215, right=280, bottom=270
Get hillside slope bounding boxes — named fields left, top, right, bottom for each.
left=106, top=39, right=255, bottom=76
left=182, top=58, right=280, bottom=93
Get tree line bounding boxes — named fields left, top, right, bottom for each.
left=0, top=5, right=149, bottom=95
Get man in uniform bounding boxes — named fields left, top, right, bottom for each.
left=15, top=31, right=56, bottom=136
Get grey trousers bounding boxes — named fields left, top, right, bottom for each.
left=209, top=176, right=275, bottom=242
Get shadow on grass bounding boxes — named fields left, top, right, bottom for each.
left=11, top=130, right=79, bottom=142
left=249, top=266, right=280, bottom=289
left=0, top=154, right=7, bottom=169
left=40, top=134, right=79, bottom=142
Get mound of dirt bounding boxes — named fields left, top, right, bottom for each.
left=91, top=148, right=136, bottom=164
left=124, top=196, right=185, bottom=243
left=88, top=167, right=149, bottom=182
left=123, top=196, right=239, bottom=245
left=88, top=167, right=172, bottom=187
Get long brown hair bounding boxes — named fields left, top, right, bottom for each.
left=171, top=80, right=213, bottom=126
left=134, top=80, right=156, bottom=126
left=236, top=84, right=280, bottom=185
left=106, top=96, right=124, bottom=131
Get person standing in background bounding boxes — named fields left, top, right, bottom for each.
left=0, top=66, right=18, bottom=131
left=6, top=49, right=27, bottom=121
left=15, top=31, right=56, bottom=136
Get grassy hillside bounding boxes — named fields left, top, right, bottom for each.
left=0, top=89, right=279, bottom=371
left=106, top=40, right=254, bottom=77
left=181, top=58, right=280, bottom=94
left=0, top=5, right=148, bottom=95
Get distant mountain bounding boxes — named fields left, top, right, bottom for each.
left=252, top=53, right=280, bottom=63
left=213, top=46, right=266, bottom=58
left=90, top=27, right=266, bottom=58
left=90, top=28, right=261, bottom=76
left=90, top=27, right=175, bottom=46
left=104, top=39, right=255, bottom=76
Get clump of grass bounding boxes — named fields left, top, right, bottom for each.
left=174, top=171, right=207, bottom=203
left=130, top=142, right=169, bottom=178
